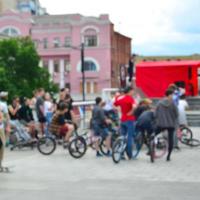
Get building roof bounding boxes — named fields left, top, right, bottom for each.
left=137, top=60, right=200, bottom=68
left=33, top=14, right=111, bottom=25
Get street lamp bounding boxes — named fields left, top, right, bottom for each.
left=80, top=43, right=85, bottom=102
left=69, top=43, right=85, bottom=102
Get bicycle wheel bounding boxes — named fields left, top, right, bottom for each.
left=132, top=133, right=144, bottom=159
left=149, top=138, right=155, bottom=163
left=154, top=134, right=168, bottom=159
left=179, top=127, right=193, bottom=145
left=112, top=137, right=126, bottom=164
left=188, top=138, right=200, bottom=147
left=37, top=137, right=56, bottom=155
left=99, top=138, right=108, bottom=156
left=68, top=136, right=87, bottom=159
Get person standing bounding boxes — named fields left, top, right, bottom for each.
left=36, top=88, right=46, bottom=135
left=127, top=54, right=136, bottom=83
left=178, top=95, right=189, bottom=126
left=0, top=109, right=6, bottom=171
left=0, top=92, right=10, bottom=146
left=44, top=92, right=54, bottom=126
left=114, top=86, right=137, bottom=159
left=155, top=89, right=179, bottom=161
left=168, top=83, right=183, bottom=149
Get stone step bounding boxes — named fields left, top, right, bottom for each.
left=188, top=121, right=200, bottom=127
left=186, top=97, right=200, bottom=110
left=186, top=110, right=200, bottom=127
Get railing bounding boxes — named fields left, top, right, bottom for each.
left=72, top=101, right=95, bottom=129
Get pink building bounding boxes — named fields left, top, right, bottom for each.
left=0, top=10, right=131, bottom=98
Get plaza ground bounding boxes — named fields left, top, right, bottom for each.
left=0, top=127, right=200, bottom=200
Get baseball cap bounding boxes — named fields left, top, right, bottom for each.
left=0, top=91, right=8, bottom=97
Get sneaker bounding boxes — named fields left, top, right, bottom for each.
left=105, top=150, right=112, bottom=157
left=96, top=151, right=103, bottom=157
left=146, top=151, right=150, bottom=156
left=63, top=142, right=69, bottom=149
left=174, top=146, right=180, bottom=150
left=166, top=157, right=171, bottom=161
left=121, top=155, right=126, bottom=160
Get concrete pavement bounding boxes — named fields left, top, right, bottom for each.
left=0, top=127, right=200, bottom=200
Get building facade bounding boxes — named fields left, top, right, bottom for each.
left=0, top=10, right=131, bottom=97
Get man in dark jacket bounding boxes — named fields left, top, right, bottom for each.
left=127, top=54, right=136, bottom=83
left=155, top=88, right=178, bottom=161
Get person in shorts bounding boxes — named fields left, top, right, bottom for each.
left=49, top=102, right=74, bottom=148
left=91, top=97, right=112, bottom=157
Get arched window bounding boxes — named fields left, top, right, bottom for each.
left=77, top=57, right=100, bottom=72
left=1, top=27, right=20, bottom=37
left=83, top=28, right=98, bottom=47
left=84, top=60, right=97, bottom=71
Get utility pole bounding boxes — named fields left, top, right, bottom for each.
left=81, top=42, right=85, bottom=101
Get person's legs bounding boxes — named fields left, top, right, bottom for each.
left=64, top=124, right=74, bottom=142
left=0, top=130, right=6, bottom=167
left=167, top=128, right=174, bottom=161
left=102, top=128, right=111, bottom=152
left=16, top=121, right=31, bottom=141
left=126, top=120, right=135, bottom=159
left=173, top=124, right=179, bottom=149
left=129, top=73, right=133, bottom=82
left=120, top=122, right=127, bottom=137
left=91, top=124, right=101, bottom=155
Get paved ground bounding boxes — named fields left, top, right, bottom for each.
left=0, top=127, right=200, bottom=200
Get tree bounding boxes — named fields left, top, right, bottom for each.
left=0, top=37, right=58, bottom=100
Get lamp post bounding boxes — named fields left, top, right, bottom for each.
left=81, top=42, right=86, bottom=102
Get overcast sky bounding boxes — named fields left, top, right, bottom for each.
left=40, top=0, right=200, bottom=56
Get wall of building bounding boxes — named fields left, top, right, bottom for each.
left=111, top=25, right=131, bottom=88
left=0, top=11, right=132, bottom=97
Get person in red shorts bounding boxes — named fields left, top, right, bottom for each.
left=49, top=102, right=74, bottom=148
left=114, top=86, right=137, bottom=159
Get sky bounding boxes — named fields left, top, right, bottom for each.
left=40, top=0, right=200, bottom=56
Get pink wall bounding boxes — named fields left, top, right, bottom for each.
left=0, top=11, right=32, bottom=36
left=0, top=11, right=114, bottom=94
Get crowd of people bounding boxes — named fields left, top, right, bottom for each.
left=0, top=83, right=189, bottom=170
left=90, top=83, right=188, bottom=161
left=0, top=87, right=76, bottom=170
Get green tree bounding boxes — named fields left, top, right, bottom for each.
left=0, top=37, right=58, bottom=100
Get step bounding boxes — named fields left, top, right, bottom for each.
left=186, top=110, right=200, bottom=127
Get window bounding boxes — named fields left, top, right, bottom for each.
left=33, top=40, right=38, bottom=48
left=77, top=57, right=100, bottom=72
left=83, top=28, right=98, bottom=47
left=84, top=60, right=97, bottom=71
left=43, top=38, right=48, bottom=49
left=54, top=37, right=60, bottom=48
left=65, top=60, right=71, bottom=72
left=84, top=35, right=97, bottom=47
left=80, top=81, right=98, bottom=94
left=54, top=60, right=59, bottom=73
left=1, top=27, right=20, bottom=37
left=94, top=82, right=98, bottom=93
left=64, top=37, right=71, bottom=47
left=43, top=60, right=48, bottom=68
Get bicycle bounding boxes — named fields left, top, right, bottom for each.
left=149, top=131, right=168, bottom=163
left=68, top=129, right=101, bottom=159
left=177, top=125, right=200, bottom=147
left=37, top=122, right=87, bottom=158
left=111, top=131, right=142, bottom=164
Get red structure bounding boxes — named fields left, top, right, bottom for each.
left=136, top=60, right=200, bottom=97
